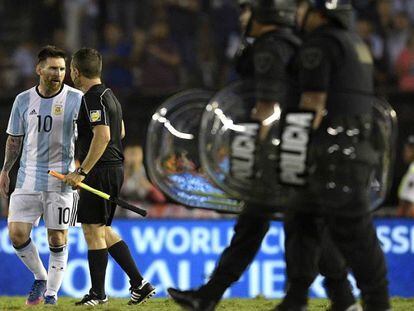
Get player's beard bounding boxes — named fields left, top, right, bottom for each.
left=46, top=79, right=63, bottom=94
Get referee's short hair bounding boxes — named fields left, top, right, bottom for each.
left=72, top=48, right=102, bottom=79
left=37, top=45, right=66, bottom=64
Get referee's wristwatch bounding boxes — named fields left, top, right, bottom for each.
left=75, top=167, right=88, bottom=177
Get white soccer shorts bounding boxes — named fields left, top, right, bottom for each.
left=8, top=189, right=79, bottom=229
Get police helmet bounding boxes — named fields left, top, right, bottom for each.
left=251, top=0, right=297, bottom=27
left=307, top=0, right=353, bottom=29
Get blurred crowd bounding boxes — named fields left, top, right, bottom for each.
left=0, top=0, right=241, bottom=98
left=0, top=0, right=414, bottom=98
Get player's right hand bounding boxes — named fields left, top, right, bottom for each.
left=0, top=171, right=10, bottom=198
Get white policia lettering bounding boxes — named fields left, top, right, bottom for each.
left=280, top=113, right=313, bottom=185
left=231, top=123, right=259, bottom=181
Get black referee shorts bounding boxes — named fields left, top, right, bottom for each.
left=77, top=165, right=124, bottom=226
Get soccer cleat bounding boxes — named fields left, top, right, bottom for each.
left=26, top=280, right=47, bottom=305
left=75, top=291, right=108, bottom=306
left=128, top=280, right=156, bottom=305
left=168, top=288, right=218, bottom=311
left=44, top=295, right=57, bottom=305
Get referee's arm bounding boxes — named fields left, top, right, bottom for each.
left=80, top=125, right=111, bottom=173
left=63, top=125, right=110, bottom=187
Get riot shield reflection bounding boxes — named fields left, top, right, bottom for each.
left=198, top=80, right=397, bottom=213
left=199, top=80, right=288, bottom=209
left=145, top=89, right=244, bottom=213
left=370, top=98, right=398, bottom=210
left=289, top=96, right=398, bottom=213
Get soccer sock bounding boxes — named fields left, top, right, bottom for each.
left=108, top=240, right=143, bottom=288
left=45, top=245, right=68, bottom=298
left=88, top=248, right=108, bottom=299
left=13, top=238, right=47, bottom=280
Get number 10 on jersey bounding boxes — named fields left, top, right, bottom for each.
left=37, top=115, right=53, bottom=132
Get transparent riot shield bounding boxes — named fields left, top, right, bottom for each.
left=199, top=80, right=289, bottom=209
left=370, top=98, right=398, bottom=210
left=298, top=96, right=398, bottom=213
left=145, top=89, right=244, bottom=213
left=199, top=81, right=397, bottom=214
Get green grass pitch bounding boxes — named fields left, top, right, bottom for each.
left=0, top=297, right=412, bottom=310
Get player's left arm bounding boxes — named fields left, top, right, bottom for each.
left=64, top=125, right=110, bottom=186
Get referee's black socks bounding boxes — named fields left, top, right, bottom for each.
left=108, top=240, right=143, bottom=288
left=88, top=248, right=108, bottom=299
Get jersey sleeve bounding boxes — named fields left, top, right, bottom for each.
left=298, top=36, right=343, bottom=92
left=82, top=92, right=109, bottom=126
left=6, top=96, right=25, bottom=136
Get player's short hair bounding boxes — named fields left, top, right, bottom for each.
left=37, top=45, right=66, bottom=64
left=72, top=48, right=102, bottom=79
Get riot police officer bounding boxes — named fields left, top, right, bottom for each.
left=168, top=1, right=358, bottom=311
left=276, top=0, right=391, bottom=310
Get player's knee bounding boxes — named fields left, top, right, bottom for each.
left=9, top=228, right=30, bottom=247
left=8, top=223, right=31, bottom=246
left=47, top=229, right=67, bottom=247
left=9, top=227, right=29, bottom=246
left=48, top=234, right=66, bottom=247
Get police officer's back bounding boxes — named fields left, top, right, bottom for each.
left=293, top=0, right=384, bottom=217
left=280, top=1, right=391, bottom=310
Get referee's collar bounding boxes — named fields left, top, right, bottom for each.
left=87, top=83, right=106, bottom=93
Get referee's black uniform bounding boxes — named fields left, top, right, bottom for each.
left=76, top=83, right=124, bottom=225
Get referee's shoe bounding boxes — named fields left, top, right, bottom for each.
left=128, top=280, right=156, bottom=305
left=168, top=288, right=218, bottom=311
left=75, top=290, right=108, bottom=306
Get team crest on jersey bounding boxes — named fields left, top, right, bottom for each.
left=90, top=110, right=102, bottom=122
left=53, top=104, right=63, bottom=116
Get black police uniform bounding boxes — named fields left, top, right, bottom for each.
left=195, top=28, right=354, bottom=308
left=285, top=24, right=390, bottom=310
left=192, top=27, right=299, bottom=301
left=76, top=84, right=124, bottom=225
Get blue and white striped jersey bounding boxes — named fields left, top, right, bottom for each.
left=6, top=84, right=83, bottom=192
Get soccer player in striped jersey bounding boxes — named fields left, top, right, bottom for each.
left=0, top=46, right=83, bottom=305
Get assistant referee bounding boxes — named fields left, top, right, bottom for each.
left=64, top=48, right=155, bottom=306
